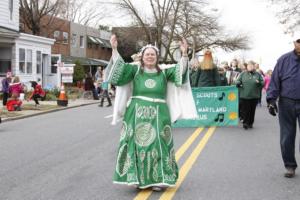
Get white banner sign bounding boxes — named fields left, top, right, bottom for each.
left=62, top=74, right=73, bottom=83
left=60, top=67, right=74, bottom=74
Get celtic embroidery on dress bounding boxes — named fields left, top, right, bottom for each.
left=120, top=122, right=127, bottom=141
left=116, top=144, right=131, bottom=177
left=145, top=79, right=156, bottom=88
left=152, top=148, right=159, bottom=182
left=174, top=64, right=182, bottom=86
left=136, top=105, right=157, bottom=120
left=109, top=57, right=125, bottom=84
left=134, top=122, right=156, bottom=147
left=160, top=125, right=172, bottom=145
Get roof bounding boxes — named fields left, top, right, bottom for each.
left=0, top=27, right=19, bottom=38
left=87, top=35, right=111, bottom=48
left=61, top=55, right=109, bottom=67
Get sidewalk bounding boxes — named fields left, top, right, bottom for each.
left=0, top=99, right=101, bottom=123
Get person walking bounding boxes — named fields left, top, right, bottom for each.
left=266, top=37, right=300, bottom=178
left=107, top=35, right=196, bottom=191
left=194, top=49, right=221, bottom=87
left=1, top=71, right=12, bottom=106
left=236, top=60, right=264, bottom=129
left=99, top=81, right=112, bottom=107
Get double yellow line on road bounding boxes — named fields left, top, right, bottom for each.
left=134, top=127, right=216, bottom=200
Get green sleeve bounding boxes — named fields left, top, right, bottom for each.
left=108, top=56, right=138, bottom=86
left=164, top=64, right=188, bottom=86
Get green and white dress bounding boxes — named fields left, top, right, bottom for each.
left=108, top=53, right=188, bottom=189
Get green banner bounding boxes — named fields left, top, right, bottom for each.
left=173, top=86, right=239, bottom=127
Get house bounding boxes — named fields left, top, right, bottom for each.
left=0, top=0, right=55, bottom=89
left=0, top=0, right=20, bottom=77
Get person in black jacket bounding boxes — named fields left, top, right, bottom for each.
left=195, top=50, right=221, bottom=87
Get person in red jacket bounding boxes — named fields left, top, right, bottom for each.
left=28, top=81, right=46, bottom=106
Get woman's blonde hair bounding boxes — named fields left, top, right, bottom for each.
left=200, top=50, right=214, bottom=70
left=13, top=76, right=20, bottom=83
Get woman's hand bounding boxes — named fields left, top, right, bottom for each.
left=180, top=37, right=188, bottom=56
left=110, top=34, right=118, bottom=50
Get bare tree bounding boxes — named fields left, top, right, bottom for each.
left=105, top=0, right=250, bottom=62
left=20, top=0, right=64, bottom=35
left=268, top=0, right=300, bottom=35
left=59, top=0, right=109, bottom=27
left=170, top=1, right=250, bottom=56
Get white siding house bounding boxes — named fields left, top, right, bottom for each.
left=0, top=0, right=19, bottom=31
left=0, top=0, right=19, bottom=77
left=0, top=0, right=57, bottom=89
left=15, top=33, right=55, bottom=88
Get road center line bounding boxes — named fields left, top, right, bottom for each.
left=158, top=127, right=216, bottom=200
left=134, top=127, right=204, bottom=200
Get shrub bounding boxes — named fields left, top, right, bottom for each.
left=73, top=60, right=85, bottom=83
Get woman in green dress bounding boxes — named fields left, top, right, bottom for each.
left=108, top=35, right=193, bottom=191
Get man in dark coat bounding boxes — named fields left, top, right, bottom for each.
left=266, top=36, right=300, bottom=178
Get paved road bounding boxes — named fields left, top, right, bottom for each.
left=0, top=104, right=299, bottom=200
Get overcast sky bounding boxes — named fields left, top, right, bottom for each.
left=210, top=0, right=293, bottom=71
left=98, top=0, right=294, bottom=71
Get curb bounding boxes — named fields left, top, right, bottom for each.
left=1, top=101, right=100, bottom=123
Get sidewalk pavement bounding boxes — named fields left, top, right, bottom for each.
left=0, top=99, right=101, bottom=123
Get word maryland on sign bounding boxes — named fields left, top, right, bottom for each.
left=173, top=86, right=239, bottom=127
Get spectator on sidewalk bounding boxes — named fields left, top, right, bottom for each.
left=1, top=71, right=12, bottom=106
left=84, top=73, right=99, bottom=100
left=28, top=81, right=46, bottom=106
left=266, top=36, right=300, bottom=178
left=7, top=76, right=23, bottom=111
left=9, top=76, right=24, bottom=100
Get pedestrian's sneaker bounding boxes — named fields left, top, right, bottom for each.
left=284, top=168, right=295, bottom=178
left=243, top=124, right=248, bottom=130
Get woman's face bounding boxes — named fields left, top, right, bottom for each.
left=142, top=48, right=157, bottom=68
left=247, top=63, right=255, bottom=71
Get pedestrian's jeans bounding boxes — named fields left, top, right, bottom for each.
left=278, top=97, right=300, bottom=169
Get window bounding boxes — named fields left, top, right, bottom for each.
left=9, top=0, right=13, bottom=20
left=63, top=32, right=68, bottom=44
left=36, top=51, right=41, bottom=74
left=54, top=31, right=60, bottom=39
left=26, top=49, right=32, bottom=74
left=0, top=60, right=11, bottom=74
left=19, top=48, right=25, bottom=73
left=71, top=33, right=77, bottom=47
left=51, top=56, right=59, bottom=74
left=80, top=36, right=84, bottom=48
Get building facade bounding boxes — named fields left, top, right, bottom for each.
left=0, top=0, right=19, bottom=77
